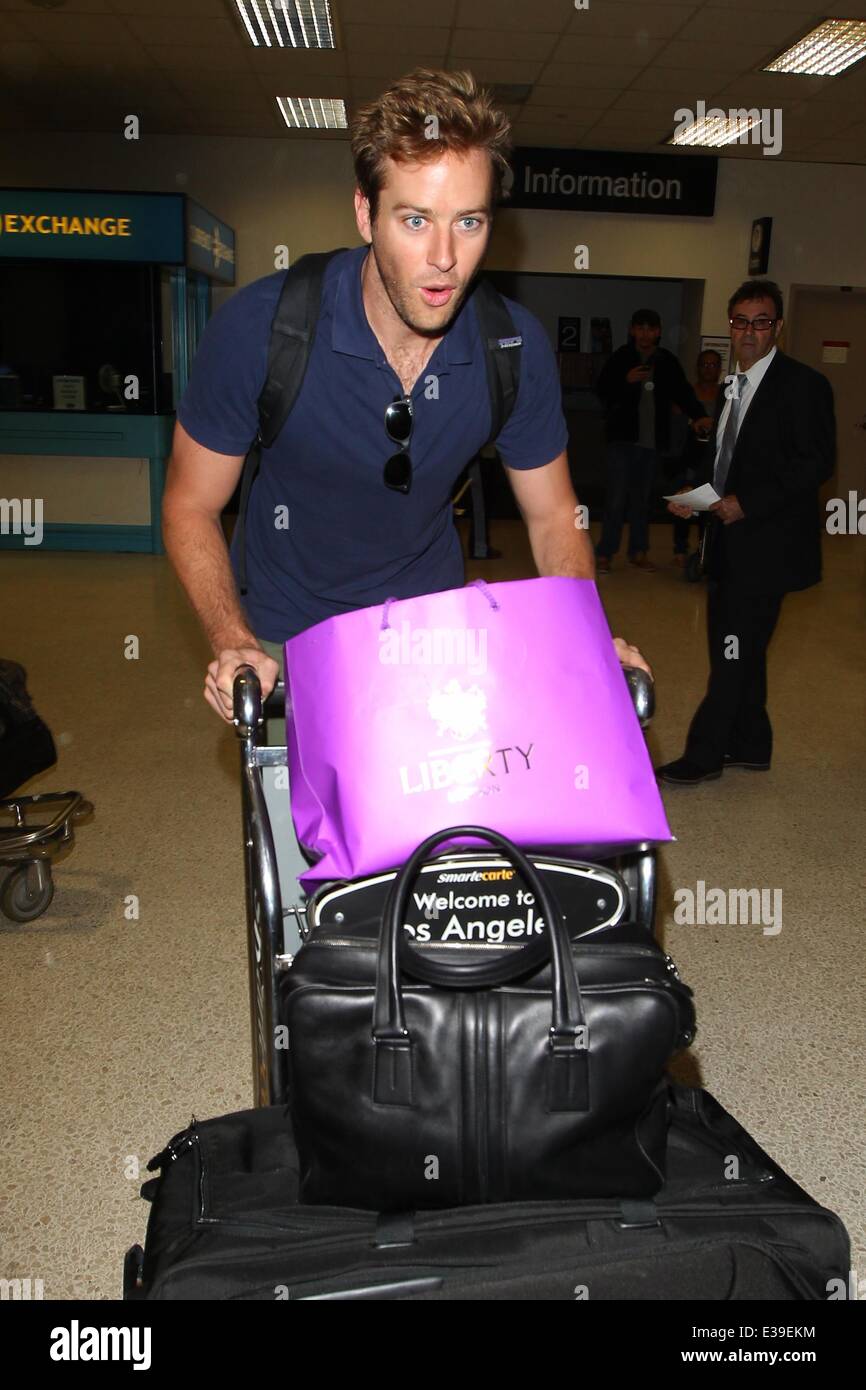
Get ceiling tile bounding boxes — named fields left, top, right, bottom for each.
left=168, top=72, right=262, bottom=99
left=455, top=0, right=576, bottom=29
left=711, top=73, right=831, bottom=103
left=652, top=38, right=781, bottom=69
left=190, top=114, right=289, bottom=136
left=525, top=87, right=624, bottom=110
left=123, top=13, right=238, bottom=46
left=452, top=28, right=560, bottom=62
left=611, top=89, right=712, bottom=113
left=243, top=48, right=349, bottom=76
left=111, top=0, right=228, bottom=13
left=551, top=34, right=667, bottom=65
left=144, top=43, right=252, bottom=73
left=350, top=78, right=396, bottom=103
left=511, top=125, right=594, bottom=148
left=257, top=75, right=351, bottom=100
left=515, top=112, right=593, bottom=135
left=343, top=24, right=450, bottom=54
left=675, top=7, right=814, bottom=45
left=719, top=0, right=858, bottom=9
left=41, top=43, right=157, bottom=75
left=540, top=61, right=645, bottom=88
left=448, top=59, right=546, bottom=84
left=585, top=114, right=672, bottom=136
left=807, top=68, right=866, bottom=103
left=0, top=41, right=59, bottom=80
left=709, top=79, right=835, bottom=111
left=338, top=0, right=458, bottom=24
left=575, top=134, right=658, bottom=150
left=346, top=54, right=449, bottom=79
left=0, top=13, right=39, bottom=39
left=628, top=66, right=739, bottom=92
left=11, top=13, right=132, bottom=44
left=564, top=2, right=699, bottom=38
left=3, top=0, right=115, bottom=10
left=797, top=99, right=866, bottom=128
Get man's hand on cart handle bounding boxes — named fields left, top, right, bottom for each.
left=205, top=646, right=280, bottom=724
left=612, top=637, right=652, bottom=678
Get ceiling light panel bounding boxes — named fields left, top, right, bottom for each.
left=765, top=19, right=866, bottom=77
left=669, top=112, right=764, bottom=148
left=235, top=0, right=336, bottom=50
left=276, top=96, right=347, bottom=128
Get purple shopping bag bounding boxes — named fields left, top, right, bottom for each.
left=285, top=577, right=671, bottom=887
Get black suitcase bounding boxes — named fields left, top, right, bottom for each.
left=124, top=1085, right=849, bottom=1301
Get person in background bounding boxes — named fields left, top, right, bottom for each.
left=670, top=348, right=723, bottom=567
left=658, top=279, right=835, bottom=785
left=595, top=310, right=713, bottom=575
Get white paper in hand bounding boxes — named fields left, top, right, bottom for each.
left=662, top=483, right=721, bottom=512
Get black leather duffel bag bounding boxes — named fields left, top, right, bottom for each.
left=283, top=826, right=696, bottom=1211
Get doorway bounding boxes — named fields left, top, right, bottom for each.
left=787, top=285, right=866, bottom=503
left=483, top=270, right=705, bottom=517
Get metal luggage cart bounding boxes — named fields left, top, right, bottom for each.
left=234, top=665, right=659, bottom=1109
left=0, top=791, right=94, bottom=923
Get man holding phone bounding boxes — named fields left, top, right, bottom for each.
left=595, top=309, right=713, bottom=574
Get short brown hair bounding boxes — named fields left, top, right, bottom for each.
left=351, top=68, right=512, bottom=222
left=728, top=279, right=783, bottom=320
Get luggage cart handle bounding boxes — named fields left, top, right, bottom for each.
left=231, top=664, right=652, bottom=730
left=233, top=665, right=286, bottom=736
left=624, top=666, right=654, bottom=728
left=232, top=664, right=265, bottom=736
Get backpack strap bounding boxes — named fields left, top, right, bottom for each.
left=471, top=276, right=522, bottom=445
left=236, top=248, right=347, bottom=596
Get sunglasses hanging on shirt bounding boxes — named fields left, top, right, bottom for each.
left=384, top=395, right=413, bottom=494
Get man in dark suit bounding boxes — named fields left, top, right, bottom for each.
left=657, top=279, right=835, bottom=785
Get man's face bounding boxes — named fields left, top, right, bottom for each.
left=354, top=146, right=494, bottom=337
left=729, top=296, right=782, bottom=370
left=630, top=322, right=661, bottom=355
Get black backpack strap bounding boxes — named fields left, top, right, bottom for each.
left=472, top=277, right=522, bottom=446
left=236, top=248, right=347, bottom=596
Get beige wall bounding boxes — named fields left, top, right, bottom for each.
left=3, top=132, right=865, bottom=334
left=0, top=454, right=151, bottom=525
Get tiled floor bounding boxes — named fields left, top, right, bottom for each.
left=1, top=521, right=864, bottom=1298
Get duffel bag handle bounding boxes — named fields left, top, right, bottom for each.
left=372, top=826, right=590, bottom=1109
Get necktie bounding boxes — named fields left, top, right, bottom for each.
left=713, top=373, right=748, bottom=496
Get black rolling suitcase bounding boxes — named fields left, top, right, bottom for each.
left=124, top=1085, right=849, bottom=1301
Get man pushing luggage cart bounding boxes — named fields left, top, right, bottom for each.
left=162, top=68, right=651, bottom=936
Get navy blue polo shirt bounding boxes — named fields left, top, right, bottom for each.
left=177, top=245, right=567, bottom=641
